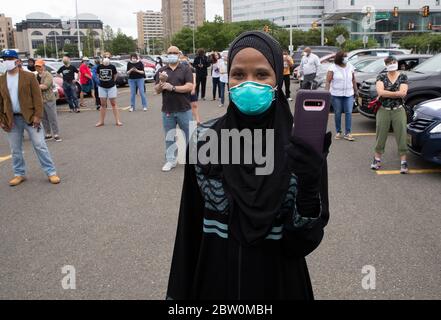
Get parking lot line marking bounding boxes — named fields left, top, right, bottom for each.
left=351, top=133, right=377, bottom=137
left=376, top=169, right=441, bottom=175
left=0, top=155, right=12, bottom=163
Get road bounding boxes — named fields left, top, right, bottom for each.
left=0, top=80, right=440, bottom=300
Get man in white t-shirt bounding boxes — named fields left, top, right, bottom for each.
left=299, top=47, right=320, bottom=90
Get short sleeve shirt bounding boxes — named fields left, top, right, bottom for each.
left=57, top=65, right=78, bottom=82
left=97, top=64, right=117, bottom=88
left=376, top=72, right=408, bottom=108
left=155, top=63, right=193, bottom=113
left=79, top=63, right=92, bottom=85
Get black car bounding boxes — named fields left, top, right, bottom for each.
left=358, top=53, right=441, bottom=120
left=407, top=98, right=441, bottom=165
left=355, top=54, right=432, bottom=91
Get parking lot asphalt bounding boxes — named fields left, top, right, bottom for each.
left=0, top=81, right=440, bottom=300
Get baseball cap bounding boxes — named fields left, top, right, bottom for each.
left=1, top=49, right=19, bottom=59
left=35, top=59, right=45, bottom=67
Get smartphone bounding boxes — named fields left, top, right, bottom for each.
left=292, top=90, right=331, bottom=154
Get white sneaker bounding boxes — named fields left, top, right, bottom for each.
left=129, top=107, right=134, bottom=112
left=288, top=98, right=293, bottom=101
left=218, top=104, right=224, bottom=108
left=143, top=107, right=147, bottom=112
left=162, top=161, right=177, bottom=172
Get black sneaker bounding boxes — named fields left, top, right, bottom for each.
left=400, top=162, right=409, bottom=174
left=45, top=135, right=53, bottom=140
left=370, top=158, right=381, bottom=170
left=54, top=135, right=62, bottom=142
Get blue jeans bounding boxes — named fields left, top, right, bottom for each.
left=162, top=110, right=193, bottom=163
left=332, top=95, right=354, bottom=135
left=63, top=82, right=79, bottom=110
left=7, top=115, right=57, bottom=177
left=219, top=81, right=226, bottom=105
left=128, top=78, right=147, bottom=109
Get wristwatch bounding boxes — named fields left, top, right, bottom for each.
left=172, top=86, right=176, bottom=92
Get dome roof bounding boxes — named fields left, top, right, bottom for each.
left=26, top=12, right=53, bottom=20
left=74, top=13, right=99, bottom=20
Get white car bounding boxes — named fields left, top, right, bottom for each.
left=144, top=67, right=156, bottom=82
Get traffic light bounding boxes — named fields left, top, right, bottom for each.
left=393, top=6, right=399, bottom=18
left=428, top=22, right=433, bottom=30
left=408, top=21, right=415, bottom=30
left=263, top=25, right=270, bottom=33
left=312, top=21, right=318, bottom=29
left=423, top=5, right=430, bottom=17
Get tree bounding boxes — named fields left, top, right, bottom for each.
left=103, top=25, right=115, bottom=52
left=111, top=30, right=137, bottom=55
left=62, top=43, right=79, bottom=57
left=325, top=25, right=350, bottom=47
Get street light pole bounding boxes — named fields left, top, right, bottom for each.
left=192, top=20, right=196, bottom=54
left=75, top=0, right=82, bottom=57
left=321, top=11, right=325, bottom=46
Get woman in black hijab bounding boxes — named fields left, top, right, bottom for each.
left=166, top=31, right=331, bottom=300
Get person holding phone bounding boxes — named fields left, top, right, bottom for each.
left=127, top=53, right=147, bottom=112
left=371, top=56, right=409, bottom=174
left=325, top=50, right=358, bottom=141
left=166, top=32, right=331, bottom=300
left=0, top=50, right=60, bottom=186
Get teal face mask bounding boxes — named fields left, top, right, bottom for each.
left=229, top=81, right=276, bottom=115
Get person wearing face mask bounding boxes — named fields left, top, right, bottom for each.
left=193, top=48, right=210, bottom=100
left=0, top=50, right=60, bottom=186
left=299, top=47, right=320, bottom=90
left=325, top=51, right=358, bottom=141
left=35, top=59, right=61, bottom=142
left=127, top=53, right=147, bottom=112
left=91, top=57, right=102, bottom=110
left=57, top=55, right=80, bottom=113
left=154, top=46, right=194, bottom=172
left=218, top=50, right=228, bottom=108
left=155, top=57, right=163, bottom=73
left=166, top=32, right=331, bottom=300
left=371, top=56, right=409, bottom=174
left=95, top=57, right=122, bottom=127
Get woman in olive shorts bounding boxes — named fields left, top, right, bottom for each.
left=371, top=56, right=409, bottom=174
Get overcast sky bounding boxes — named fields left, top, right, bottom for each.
left=2, top=0, right=223, bottom=38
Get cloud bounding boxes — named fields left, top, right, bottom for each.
left=2, top=0, right=224, bottom=38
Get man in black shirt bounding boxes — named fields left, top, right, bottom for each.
left=95, top=58, right=122, bottom=127
left=154, top=46, right=194, bottom=172
left=193, top=48, right=210, bottom=100
left=57, top=55, right=80, bottom=113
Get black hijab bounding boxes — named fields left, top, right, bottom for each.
left=198, top=31, right=293, bottom=246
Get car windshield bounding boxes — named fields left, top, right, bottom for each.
left=353, top=59, right=378, bottom=70
left=358, top=58, right=386, bottom=73
left=412, top=54, right=441, bottom=73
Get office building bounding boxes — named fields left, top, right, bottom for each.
left=162, top=0, right=206, bottom=44
left=0, top=13, right=15, bottom=50
left=325, top=0, right=441, bottom=46
left=224, top=0, right=232, bottom=23
left=136, top=10, right=164, bottom=53
left=15, top=12, right=103, bottom=57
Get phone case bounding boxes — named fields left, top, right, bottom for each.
left=292, top=90, right=331, bottom=154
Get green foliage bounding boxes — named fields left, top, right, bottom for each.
left=62, top=43, right=79, bottom=57
left=170, top=21, right=357, bottom=54
left=343, top=38, right=378, bottom=51
left=398, top=34, right=441, bottom=53
left=111, top=30, right=137, bottom=55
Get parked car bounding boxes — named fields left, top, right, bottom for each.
left=358, top=53, right=441, bottom=120
left=292, top=50, right=335, bottom=68
left=348, top=48, right=411, bottom=63
left=355, top=54, right=432, bottom=89
left=352, top=56, right=382, bottom=71
left=407, top=97, right=441, bottom=165
left=110, top=60, right=129, bottom=87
